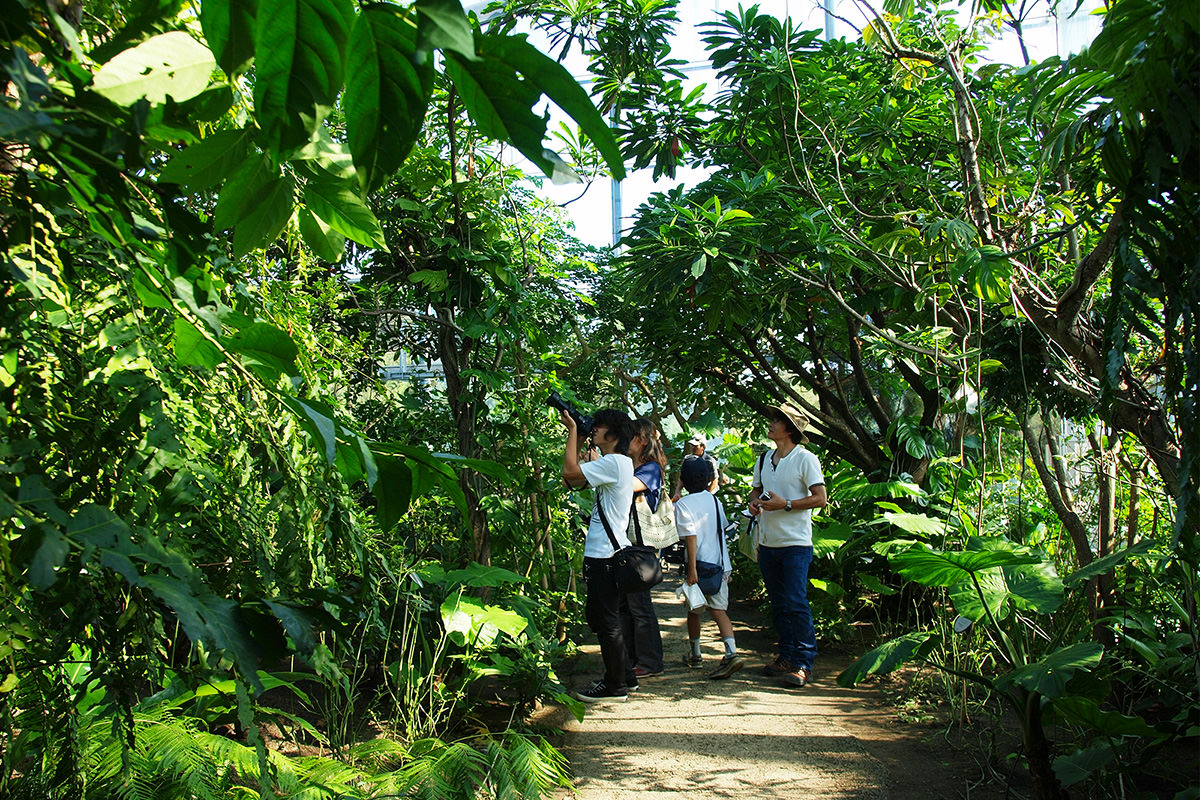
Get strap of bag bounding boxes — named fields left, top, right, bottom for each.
left=596, top=486, right=643, bottom=551
left=711, top=493, right=725, bottom=564
left=628, top=494, right=646, bottom=546
left=595, top=488, right=621, bottom=552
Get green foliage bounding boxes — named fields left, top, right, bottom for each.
left=1, top=0, right=616, bottom=796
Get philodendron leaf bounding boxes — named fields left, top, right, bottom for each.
left=1049, top=696, right=1162, bottom=738
left=956, top=245, right=1012, bottom=303
left=1053, top=742, right=1116, bottom=788
left=254, top=0, right=355, bottom=155
left=837, top=631, right=941, bottom=687
left=440, top=594, right=528, bottom=648
left=949, top=537, right=1063, bottom=622
left=883, top=511, right=945, bottom=536
left=344, top=4, right=433, bottom=190
left=994, top=642, right=1103, bottom=698
left=890, top=545, right=1041, bottom=587
left=92, top=31, right=216, bottom=106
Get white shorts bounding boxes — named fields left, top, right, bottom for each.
left=700, top=579, right=729, bottom=611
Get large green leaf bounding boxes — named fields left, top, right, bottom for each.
left=213, top=155, right=296, bottom=256
left=1053, top=742, right=1116, bottom=788
left=1064, top=540, right=1155, bottom=584
left=994, top=642, right=1103, bottom=698
left=374, top=454, right=413, bottom=532
left=282, top=397, right=338, bottom=464
left=446, top=33, right=625, bottom=181
left=173, top=317, right=224, bottom=369
left=29, top=525, right=69, bottom=590
left=955, top=245, right=1012, bottom=303
left=159, top=128, right=252, bottom=189
left=837, top=630, right=941, bottom=687
left=890, top=545, right=1041, bottom=587
left=344, top=4, right=434, bottom=191
left=298, top=208, right=347, bottom=262
left=222, top=322, right=299, bottom=380
left=1049, top=696, right=1162, bottom=738
left=254, top=0, right=355, bottom=155
left=201, top=0, right=258, bottom=76
left=137, top=574, right=264, bottom=693
left=949, top=538, right=1063, bottom=621
left=440, top=594, right=528, bottom=647
left=303, top=176, right=388, bottom=250
left=414, top=0, right=477, bottom=61
left=882, top=511, right=945, bottom=536
left=948, top=567, right=1009, bottom=623
left=92, top=31, right=216, bottom=106
left=442, top=564, right=525, bottom=590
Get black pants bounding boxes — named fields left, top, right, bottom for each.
left=621, top=588, right=663, bottom=673
left=583, top=557, right=632, bottom=691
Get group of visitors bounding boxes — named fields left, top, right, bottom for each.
left=558, top=402, right=827, bottom=703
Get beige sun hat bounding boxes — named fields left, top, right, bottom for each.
left=767, top=403, right=810, bottom=443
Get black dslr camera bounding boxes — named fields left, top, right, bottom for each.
left=546, top=391, right=594, bottom=438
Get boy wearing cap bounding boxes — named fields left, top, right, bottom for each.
left=671, top=434, right=719, bottom=501
left=675, top=457, right=743, bottom=679
left=748, top=404, right=828, bottom=688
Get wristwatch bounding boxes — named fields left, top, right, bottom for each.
left=784, top=499, right=793, bottom=511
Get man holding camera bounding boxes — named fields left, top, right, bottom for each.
left=561, top=406, right=637, bottom=702
left=748, top=403, right=827, bottom=688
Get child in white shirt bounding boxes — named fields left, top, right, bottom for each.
left=674, top=457, right=743, bottom=679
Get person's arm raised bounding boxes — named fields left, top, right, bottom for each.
left=561, top=411, right=588, bottom=489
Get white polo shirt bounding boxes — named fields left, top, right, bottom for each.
left=580, top=453, right=634, bottom=558
left=752, top=446, right=825, bottom=547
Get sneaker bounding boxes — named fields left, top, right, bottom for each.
left=573, top=679, right=628, bottom=703
left=708, top=654, right=745, bottom=680
left=627, top=679, right=640, bottom=692
left=782, top=666, right=812, bottom=688
left=760, top=657, right=793, bottom=677
left=682, top=652, right=703, bottom=669
left=633, top=666, right=663, bottom=679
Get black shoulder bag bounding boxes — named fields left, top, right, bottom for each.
left=596, top=489, right=663, bottom=594
left=693, top=494, right=725, bottom=596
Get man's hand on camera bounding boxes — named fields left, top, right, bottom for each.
left=559, top=409, right=576, bottom=432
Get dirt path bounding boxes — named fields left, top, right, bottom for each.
left=541, top=583, right=1010, bottom=800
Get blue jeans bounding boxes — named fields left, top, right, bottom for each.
left=758, top=545, right=817, bottom=669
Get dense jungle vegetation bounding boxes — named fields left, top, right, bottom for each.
left=1, top=0, right=1196, bottom=798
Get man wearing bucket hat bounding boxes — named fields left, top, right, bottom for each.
left=748, top=403, right=828, bottom=688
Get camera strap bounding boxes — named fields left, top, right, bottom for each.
left=712, top=493, right=725, bottom=566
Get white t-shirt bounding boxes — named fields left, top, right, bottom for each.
left=752, top=446, right=825, bottom=547
left=674, top=491, right=731, bottom=571
left=581, top=453, right=634, bottom=558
